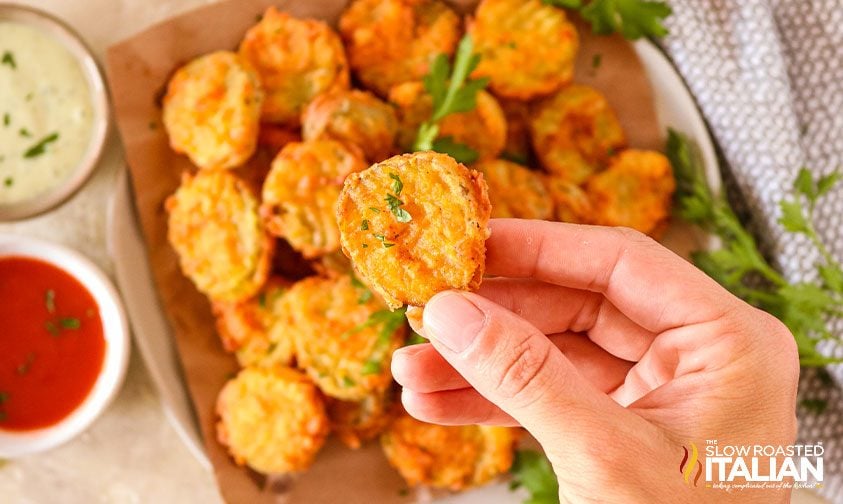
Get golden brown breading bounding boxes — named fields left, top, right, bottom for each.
left=469, top=0, right=578, bottom=99
left=211, top=278, right=295, bottom=367
left=473, top=159, right=552, bottom=219
left=261, top=140, right=367, bottom=258
left=327, top=389, right=397, bottom=449
left=285, top=275, right=406, bottom=401
left=166, top=171, right=273, bottom=302
left=239, top=7, right=349, bottom=125
left=585, top=149, right=675, bottom=236
left=543, top=175, right=594, bottom=224
left=339, top=0, right=461, bottom=97
left=302, top=89, right=398, bottom=163
left=380, top=413, right=518, bottom=490
left=336, top=152, right=491, bottom=309
left=216, top=366, right=329, bottom=474
left=163, top=51, right=263, bottom=170
left=530, top=84, right=627, bottom=183
left=389, top=81, right=506, bottom=161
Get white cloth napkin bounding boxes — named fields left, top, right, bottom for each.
left=660, top=0, right=843, bottom=499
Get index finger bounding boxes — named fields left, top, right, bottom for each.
left=484, top=219, right=734, bottom=332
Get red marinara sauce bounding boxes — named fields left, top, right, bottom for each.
left=0, top=257, right=105, bottom=431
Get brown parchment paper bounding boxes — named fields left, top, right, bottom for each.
left=104, top=2, right=660, bottom=503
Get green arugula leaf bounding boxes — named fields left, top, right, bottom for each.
left=580, top=0, right=672, bottom=40
left=431, top=137, right=479, bottom=164
left=510, top=450, right=559, bottom=504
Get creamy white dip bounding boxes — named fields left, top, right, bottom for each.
left=0, top=22, right=94, bottom=205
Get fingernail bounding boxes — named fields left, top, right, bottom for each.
left=424, top=292, right=485, bottom=353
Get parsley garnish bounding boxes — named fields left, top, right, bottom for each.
left=361, top=360, right=382, bottom=375
left=342, top=376, right=356, bottom=387
left=23, top=132, right=60, bottom=158
left=669, top=129, right=843, bottom=366
left=3, top=177, right=12, bottom=188
left=431, top=137, right=479, bottom=164
left=2, top=113, right=9, bottom=126
left=413, top=35, right=487, bottom=164
left=345, top=306, right=408, bottom=373
left=19, top=128, right=31, bottom=138
left=389, top=172, right=404, bottom=195
left=60, top=317, right=81, bottom=330
left=45, top=321, right=59, bottom=337
left=45, top=289, right=56, bottom=314
left=368, top=207, right=380, bottom=213
left=543, top=0, right=671, bottom=40
left=509, top=449, right=559, bottom=504
left=361, top=219, right=369, bottom=230
left=373, top=233, right=396, bottom=248
left=1, top=51, right=15, bottom=69
left=386, top=193, right=412, bottom=222
left=350, top=273, right=373, bottom=304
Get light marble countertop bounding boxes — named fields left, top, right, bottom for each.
left=0, top=2, right=830, bottom=503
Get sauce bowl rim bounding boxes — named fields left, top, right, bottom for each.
left=0, top=234, right=130, bottom=457
left=0, top=3, right=111, bottom=222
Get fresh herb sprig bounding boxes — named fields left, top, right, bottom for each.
left=345, top=305, right=409, bottom=374
left=509, top=449, right=559, bottom=504
left=667, top=129, right=843, bottom=366
left=413, top=35, right=489, bottom=164
left=543, top=0, right=671, bottom=40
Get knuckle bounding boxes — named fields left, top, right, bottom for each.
left=611, top=226, right=652, bottom=245
left=476, top=331, right=553, bottom=404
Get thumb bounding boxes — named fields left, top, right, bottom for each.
left=422, top=290, right=640, bottom=449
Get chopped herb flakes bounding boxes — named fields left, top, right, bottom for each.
left=3, top=178, right=12, bottom=187
left=60, top=317, right=81, bottom=330
left=386, top=193, right=411, bottom=222
left=16, top=352, right=35, bottom=375
left=1, top=51, right=15, bottom=69
left=2, top=113, right=9, bottom=126
left=45, top=289, right=56, bottom=313
left=373, top=233, right=395, bottom=248
left=23, top=132, right=60, bottom=159
left=342, top=376, right=356, bottom=387
left=368, top=207, right=380, bottom=213
left=18, top=128, right=31, bottom=138
left=389, top=172, right=404, bottom=195
left=361, top=219, right=369, bottom=230
left=45, top=321, right=59, bottom=337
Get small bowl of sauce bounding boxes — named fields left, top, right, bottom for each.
left=0, top=5, right=109, bottom=221
left=0, top=235, right=129, bottom=457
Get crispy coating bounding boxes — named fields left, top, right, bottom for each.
left=261, top=140, right=367, bottom=258
left=530, top=84, right=627, bottom=183
left=474, top=159, right=552, bottom=219
left=302, top=90, right=398, bottom=163
left=285, top=275, right=406, bottom=401
left=216, top=366, right=329, bottom=474
left=469, top=0, right=578, bottom=99
left=339, top=0, right=461, bottom=97
left=381, top=413, right=518, bottom=490
left=337, top=152, right=491, bottom=309
left=586, top=149, right=675, bottom=236
left=166, top=171, right=273, bottom=302
left=543, top=175, right=594, bottom=224
left=389, top=82, right=507, bottom=161
left=239, top=7, right=349, bottom=125
left=163, top=51, right=263, bottom=170
left=327, top=389, right=397, bottom=449
left=211, top=278, right=295, bottom=367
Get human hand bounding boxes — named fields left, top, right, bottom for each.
left=391, top=220, right=799, bottom=503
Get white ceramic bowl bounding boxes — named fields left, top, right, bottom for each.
left=0, top=235, right=129, bottom=457
left=0, top=4, right=110, bottom=221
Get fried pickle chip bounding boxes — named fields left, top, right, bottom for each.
left=474, top=159, right=552, bottom=219
left=586, top=149, right=675, bottom=236
left=212, top=278, right=295, bottom=367
left=337, top=152, right=491, bottom=309
left=469, top=0, right=578, bottom=99
left=163, top=51, right=263, bottom=170
left=543, top=175, right=594, bottom=224
left=381, top=413, right=518, bottom=490
left=261, top=140, right=367, bottom=258
left=339, top=0, right=461, bottom=97
left=530, top=84, right=627, bottom=183
left=327, top=389, right=397, bottom=449
left=216, top=366, right=329, bottom=474
left=302, top=89, right=398, bottom=163
left=389, top=82, right=506, bottom=161
left=240, top=7, right=349, bottom=125
left=166, top=171, right=273, bottom=302
left=286, top=275, right=406, bottom=401
left=498, top=97, right=533, bottom=165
